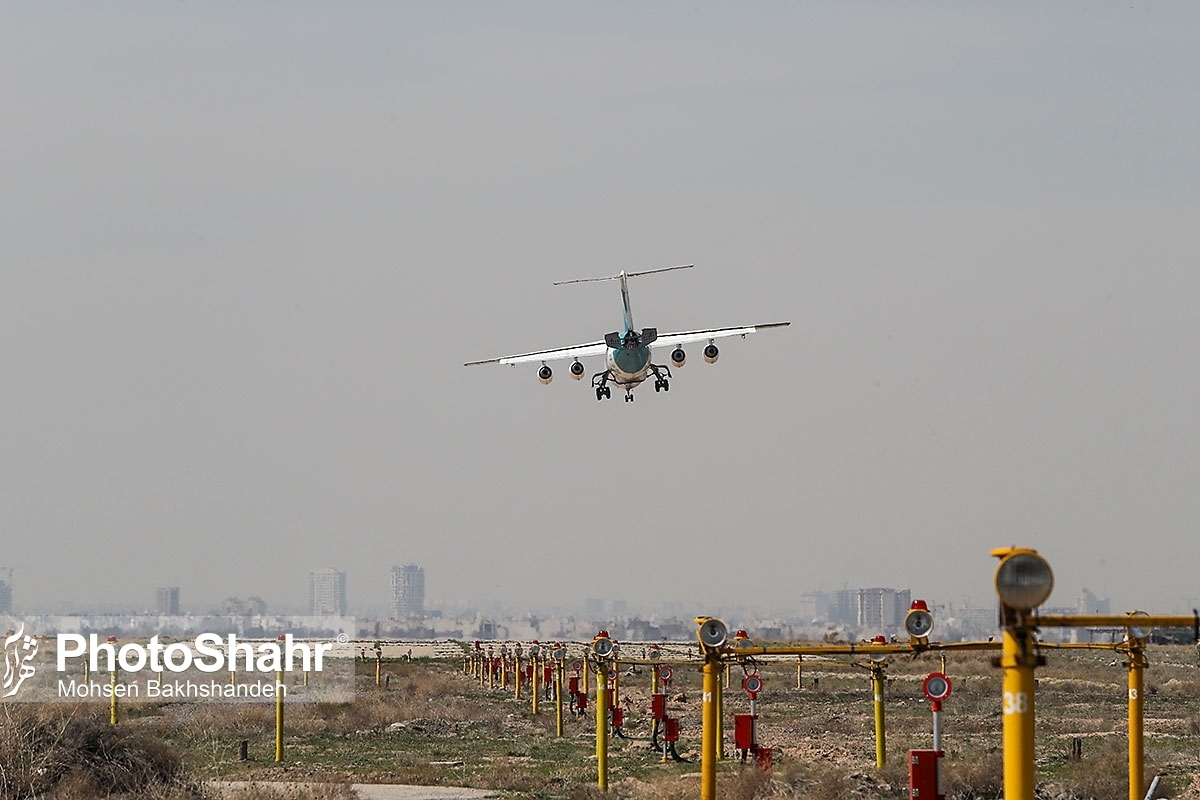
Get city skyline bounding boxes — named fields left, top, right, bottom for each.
left=0, top=568, right=1137, bottom=629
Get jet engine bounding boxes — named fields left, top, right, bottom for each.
left=703, top=344, right=719, bottom=364
left=569, top=360, right=586, bottom=380
left=670, top=348, right=686, bottom=367
left=538, top=364, right=553, bottom=384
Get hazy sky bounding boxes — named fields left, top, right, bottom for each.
left=3, top=4, right=1198, bottom=619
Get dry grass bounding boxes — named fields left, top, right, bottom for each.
left=6, top=647, right=1199, bottom=799
left=0, top=704, right=201, bottom=799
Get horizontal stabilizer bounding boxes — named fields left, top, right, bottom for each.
left=553, top=264, right=693, bottom=286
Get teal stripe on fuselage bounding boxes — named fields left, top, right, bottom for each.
left=612, top=345, right=651, bottom=375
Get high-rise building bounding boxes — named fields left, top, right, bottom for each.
left=156, top=586, right=180, bottom=615
left=390, top=564, right=425, bottom=618
left=857, top=588, right=912, bottom=630
left=830, top=589, right=857, bottom=625
left=0, top=568, right=11, bottom=615
left=309, top=568, right=347, bottom=616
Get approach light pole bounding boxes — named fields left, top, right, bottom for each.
left=993, top=547, right=1055, bottom=800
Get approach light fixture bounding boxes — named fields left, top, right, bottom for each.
left=904, top=600, right=935, bottom=639
left=992, top=547, right=1054, bottom=611
left=695, top=617, right=729, bottom=650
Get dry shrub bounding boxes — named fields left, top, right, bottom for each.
left=775, top=760, right=857, bottom=799
left=1056, top=736, right=1130, bottom=800
left=942, top=749, right=1003, bottom=798
left=0, top=705, right=199, bottom=800
left=725, top=767, right=773, bottom=800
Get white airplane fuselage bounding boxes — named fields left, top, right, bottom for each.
left=605, top=343, right=652, bottom=388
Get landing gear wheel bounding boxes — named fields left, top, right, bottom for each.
left=604, top=387, right=611, bottom=399
left=596, top=387, right=605, bottom=401
left=662, top=380, right=669, bottom=392
left=654, top=381, right=661, bottom=392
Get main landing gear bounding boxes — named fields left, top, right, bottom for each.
left=650, top=363, right=671, bottom=393
left=592, top=369, right=613, bottom=401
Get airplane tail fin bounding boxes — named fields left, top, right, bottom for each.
left=553, top=264, right=693, bottom=286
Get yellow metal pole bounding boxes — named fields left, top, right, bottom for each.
left=596, top=671, right=608, bottom=792
left=375, top=656, right=382, bottom=687
left=515, top=658, right=522, bottom=700
left=532, top=658, right=539, bottom=714
left=109, top=669, right=118, bottom=725
left=714, top=668, right=724, bottom=761
left=1000, top=625, right=1037, bottom=800
left=1128, top=644, right=1146, bottom=800
left=872, top=666, right=886, bottom=768
left=797, top=655, right=802, bottom=689
left=502, top=657, right=509, bottom=689
left=275, top=668, right=284, bottom=762
left=83, top=658, right=89, bottom=686
left=700, top=656, right=719, bottom=800
left=488, top=657, right=495, bottom=689
left=555, top=661, right=564, bottom=738
left=612, top=659, right=620, bottom=709
left=582, top=659, right=588, bottom=695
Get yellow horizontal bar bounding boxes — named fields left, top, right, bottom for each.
left=1034, top=614, right=1198, bottom=630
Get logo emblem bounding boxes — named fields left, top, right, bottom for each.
left=3, top=624, right=39, bottom=698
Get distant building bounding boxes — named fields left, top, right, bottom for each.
left=857, top=588, right=911, bottom=631
left=797, top=592, right=831, bottom=622
left=391, top=564, right=425, bottom=618
left=1078, top=587, right=1110, bottom=615
left=830, top=589, right=857, bottom=625
left=155, top=586, right=180, bottom=615
left=309, top=568, right=347, bottom=616
left=0, top=568, right=11, bottom=615
left=224, top=595, right=268, bottom=616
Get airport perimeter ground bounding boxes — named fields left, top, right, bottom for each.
left=4, top=645, right=1200, bottom=799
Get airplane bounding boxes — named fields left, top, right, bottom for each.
left=464, top=264, right=789, bottom=402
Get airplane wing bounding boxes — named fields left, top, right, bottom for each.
left=464, top=340, right=611, bottom=367
left=653, top=321, right=790, bottom=349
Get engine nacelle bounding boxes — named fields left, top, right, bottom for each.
left=703, top=344, right=719, bottom=364
left=670, top=348, right=686, bottom=367
left=569, top=360, right=586, bottom=380
left=538, top=364, right=553, bottom=384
